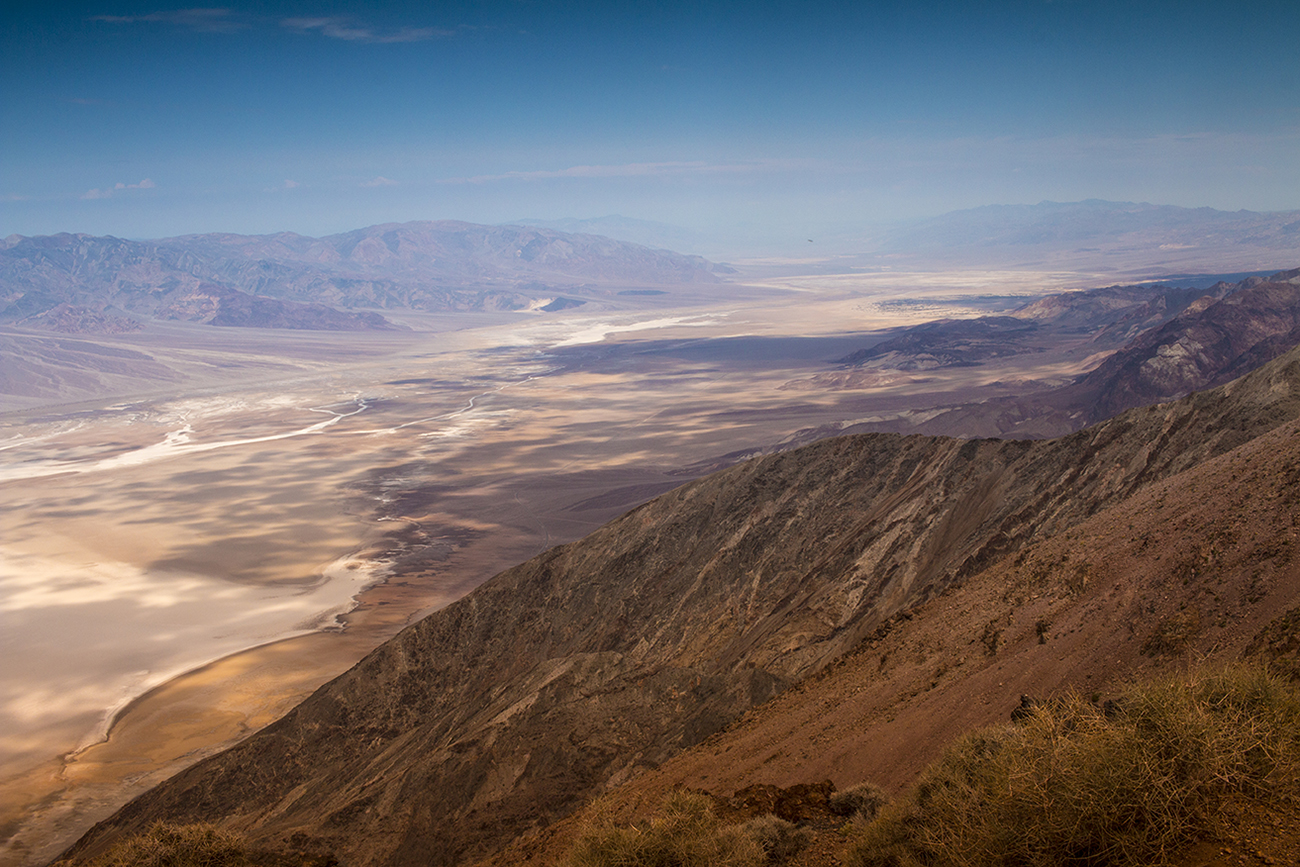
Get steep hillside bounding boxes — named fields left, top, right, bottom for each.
left=495, top=398, right=1300, bottom=867
left=0, top=222, right=724, bottom=331
left=60, top=344, right=1300, bottom=867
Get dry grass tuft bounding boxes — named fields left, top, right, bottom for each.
left=82, top=822, right=251, bottom=867
left=568, top=790, right=764, bottom=867
left=742, top=814, right=812, bottom=863
left=846, top=665, right=1300, bottom=867
left=829, top=781, right=890, bottom=823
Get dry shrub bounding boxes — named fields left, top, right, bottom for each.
left=568, top=790, right=764, bottom=867
left=742, top=814, right=812, bottom=863
left=83, top=822, right=250, bottom=867
left=847, top=665, right=1300, bottom=867
left=829, top=781, right=890, bottom=823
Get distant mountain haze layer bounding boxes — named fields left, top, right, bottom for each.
left=859, top=199, right=1300, bottom=271
left=510, top=202, right=1300, bottom=266
left=506, top=216, right=708, bottom=256
left=0, top=222, right=726, bottom=332
left=60, top=342, right=1300, bottom=867
left=5, top=200, right=1298, bottom=335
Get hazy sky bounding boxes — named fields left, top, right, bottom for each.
left=3, top=1, right=1298, bottom=242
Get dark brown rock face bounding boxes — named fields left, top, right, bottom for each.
left=62, top=346, right=1300, bottom=867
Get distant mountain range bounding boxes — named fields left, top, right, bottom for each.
left=507, top=216, right=706, bottom=255
left=0, top=222, right=727, bottom=333
left=857, top=199, right=1300, bottom=271
left=4, top=202, right=1296, bottom=335
left=509, top=200, right=1300, bottom=269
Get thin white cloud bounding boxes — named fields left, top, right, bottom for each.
left=90, top=9, right=246, bottom=34
left=81, top=179, right=155, bottom=200
left=856, top=129, right=1300, bottom=174
left=281, top=17, right=452, bottom=43
left=440, top=160, right=806, bottom=185
left=361, top=176, right=398, bottom=187
left=88, top=9, right=449, bottom=41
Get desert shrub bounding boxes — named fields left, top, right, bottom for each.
left=84, top=822, right=250, bottom=867
left=846, top=665, right=1300, bottom=867
left=568, top=790, right=764, bottom=867
left=828, top=781, right=890, bottom=822
left=742, top=814, right=812, bottom=863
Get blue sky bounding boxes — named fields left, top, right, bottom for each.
left=2, top=1, right=1298, bottom=245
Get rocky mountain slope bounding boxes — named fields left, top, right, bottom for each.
left=1067, top=268, right=1300, bottom=423
left=0, top=222, right=725, bottom=331
left=834, top=278, right=1238, bottom=371
left=823, top=268, right=1300, bottom=438
left=488, top=401, right=1300, bottom=867
left=60, top=340, right=1300, bottom=867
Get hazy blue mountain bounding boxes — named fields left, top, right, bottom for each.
left=0, top=221, right=726, bottom=332
left=855, top=200, right=1300, bottom=271
left=506, top=215, right=708, bottom=255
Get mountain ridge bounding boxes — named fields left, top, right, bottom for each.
left=0, top=222, right=725, bottom=332
left=853, top=200, right=1300, bottom=271
left=485, top=407, right=1300, bottom=867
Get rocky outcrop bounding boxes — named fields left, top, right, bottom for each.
left=834, top=316, right=1041, bottom=369
left=61, top=343, right=1300, bottom=867
left=1070, top=268, right=1300, bottom=422
left=830, top=278, right=1236, bottom=375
